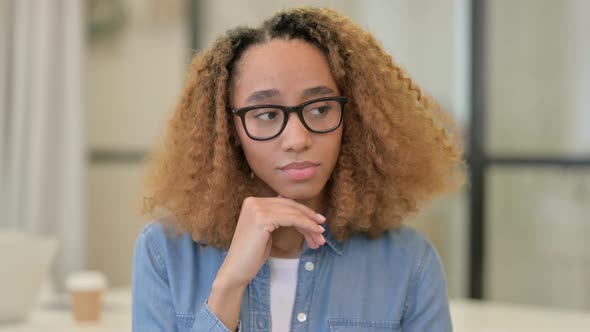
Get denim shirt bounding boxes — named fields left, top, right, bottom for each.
left=132, top=220, right=452, bottom=331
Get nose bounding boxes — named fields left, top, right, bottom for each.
left=280, top=113, right=312, bottom=152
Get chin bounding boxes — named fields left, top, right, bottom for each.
left=275, top=181, right=326, bottom=201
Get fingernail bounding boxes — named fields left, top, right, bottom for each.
left=316, top=213, right=326, bottom=222
left=317, top=225, right=325, bottom=232
left=320, top=235, right=326, bottom=244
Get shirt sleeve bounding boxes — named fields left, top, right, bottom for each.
left=401, top=241, right=453, bottom=332
left=132, top=225, right=241, bottom=332
left=193, top=300, right=242, bottom=332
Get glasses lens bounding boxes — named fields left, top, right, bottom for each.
left=244, top=107, right=285, bottom=139
left=302, top=100, right=342, bottom=132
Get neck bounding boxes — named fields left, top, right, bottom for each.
left=270, top=227, right=304, bottom=258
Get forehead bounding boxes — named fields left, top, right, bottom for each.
left=231, top=39, right=338, bottom=104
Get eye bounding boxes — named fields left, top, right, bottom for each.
left=308, top=105, right=331, bottom=115
left=254, top=110, right=279, bottom=120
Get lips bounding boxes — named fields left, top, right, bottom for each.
left=279, top=161, right=319, bottom=181
left=280, top=161, right=319, bottom=170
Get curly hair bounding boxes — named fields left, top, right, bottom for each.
left=142, top=7, right=466, bottom=249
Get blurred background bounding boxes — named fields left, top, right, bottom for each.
left=1, top=0, right=590, bottom=323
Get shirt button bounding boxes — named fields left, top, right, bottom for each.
left=304, top=261, right=314, bottom=271
left=297, top=312, right=307, bottom=322
left=256, top=317, right=267, bottom=328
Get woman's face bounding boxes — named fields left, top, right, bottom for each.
left=231, top=39, right=343, bottom=202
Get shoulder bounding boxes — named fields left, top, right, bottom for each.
left=344, top=224, right=443, bottom=285
left=137, top=220, right=194, bottom=255
left=134, top=219, right=225, bottom=272
left=347, top=224, right=436, bottom=260
left=386, top=224, right=444, bottom=277
left=387, top=225, right=439, bottom=263
left=138, top=219, right=189, bottom=243
left=132, top=220, right=226, bottom=319
left=385, top=224, right=433, bottom=250
left=384, top=225, right=443, bottom=277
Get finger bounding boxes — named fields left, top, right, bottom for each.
left=313, top=232, right=326, bottom=248
left=272, top=212, right=325, bottom=235
left=302, top=232, right=318, bottom=249
left=275, top=195, right=326, bottom=224
left=295, top=225, right=325, bottom=249
left=277, top=196, right=326, bottom=223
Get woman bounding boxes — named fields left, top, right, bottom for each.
left=133, top=6, right=464, bottom=332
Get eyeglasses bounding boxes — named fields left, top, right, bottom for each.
left=232, top=96, right=347, bottom=141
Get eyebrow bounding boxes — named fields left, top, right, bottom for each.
left=302, top=86, right=335, bottom=98
left=245, top=89, right=280, bottom=104
left=244, top=85, right=336, bottom=105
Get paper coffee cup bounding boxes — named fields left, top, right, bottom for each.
left=66, top=271, right=107, bottom=322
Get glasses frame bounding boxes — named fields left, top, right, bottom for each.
left=231, top=96, right=347, bottom=141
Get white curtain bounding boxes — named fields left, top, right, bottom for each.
left=0, top=0, right=86, bottom=289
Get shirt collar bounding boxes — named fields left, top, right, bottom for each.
left=217, top=222, right=345, bottom=256
left=322, top=223, right=344, bottom=256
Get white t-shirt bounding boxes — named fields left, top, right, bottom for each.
left=268, top=257, right=300, bottom=332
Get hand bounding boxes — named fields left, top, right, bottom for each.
left=216, top=195, right=326, bottom=288
left=207, top=195, right=325, bottom=330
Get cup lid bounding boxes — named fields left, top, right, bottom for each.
left=66, top=271, right=107, bottom=291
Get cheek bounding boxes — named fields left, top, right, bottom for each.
left=238, top=137, right=274, bottom=172
left=328, top=128, right=344, bottom=155
left=326, top=132, right=344, bottom=170
left=242, top=144, right=264, bottom=161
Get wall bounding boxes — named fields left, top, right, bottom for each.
left=86, top=0, right=188, bottom=286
